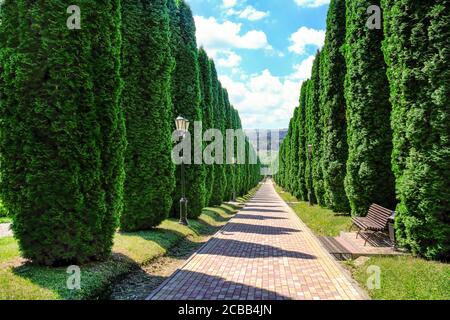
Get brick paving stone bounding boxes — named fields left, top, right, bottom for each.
left=148, top=180, right=365, bottom=300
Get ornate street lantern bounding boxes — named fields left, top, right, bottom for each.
left=175, top=116, right=190, bottom=225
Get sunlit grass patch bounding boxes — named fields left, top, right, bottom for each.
left=0, top=188, right=257, bottom=300
left=348, top=256, right=450, bottom=300
left=275, top=185, right=351, bottom=237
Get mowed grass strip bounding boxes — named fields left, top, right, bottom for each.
left=275, top=185, right=351, bottom=237
left=0, top=187, right=259, bottom=300
left=275, top=183, right=450, bottom=300
left=348, top=256, right=450, bottom=300
left=0, top=217, right=11, bottom=224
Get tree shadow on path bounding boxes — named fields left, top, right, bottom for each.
left=221, top=222, right=300, bottom=236
left=234, top=214, right=287, bottom=221
left=198, top=238, right=316, bottom=260
left=240, top=208, right=286, bottom=213
left=149, top=270, right=291, bottom=300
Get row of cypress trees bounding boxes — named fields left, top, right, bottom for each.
left=381, top=0, right=449, bottom=260
left=275, top=0, right=449, bottom=260
left=0, top=0, right=261, bottom=265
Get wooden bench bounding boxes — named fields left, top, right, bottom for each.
left=351, top=204, right=394, bottom=246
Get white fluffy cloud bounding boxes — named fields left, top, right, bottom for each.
left=294, top=0, right=330, bottom=7
left=222, top=0, right=237, bottom=8
left=219, top=63, right=313, bottom=128
left=195, top=16, right=270, bottom=51
left=288, top=26, right=325, bottom=54
left=194, top=15, right=272, bottom=70
left=288, top=55, right=315, bottom=80
left=228, top=5, right=270, bottom=21
left=216, top=51, right=242, bottom=68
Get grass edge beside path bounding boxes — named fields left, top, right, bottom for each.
left=0, top=186, right=260, bottom=300
left=274, top=184, right=351, bottom=237
left=345, top=256, right=450, bottom=300
left=274, top=183, right=450, bottom=300
left=0, top=217, right=12, bottom=224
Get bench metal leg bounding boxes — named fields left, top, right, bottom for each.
left=363, top=231, right=375, bottom=246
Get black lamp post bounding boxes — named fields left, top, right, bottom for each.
left=308, top=144, right=313, bottom=207
left=175, top=116, right=190, bottom=226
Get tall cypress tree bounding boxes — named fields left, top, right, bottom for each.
left=320, top=0, right=349, bottom=213
left=275, top=140, right=282, bottom=186
left=209, top=61, right=225, bottom=205
left=219, top=86, right=228, bottom=198
left=382, top=0, right=450, bottom=259
left=235, top=110, right=245, bottom=196
left=197, top=48, right=215, bottom=206
left=296, top=81, right=309, bottom=201
left=244, top=138, right=254, bottom=192
left=314, top=52, right=326, bottom=206
left=0, top=0, right=125, bottom=265
left=0, top=1, right=19, bottom=222
left=304, top=80, right=316, bottom=204
left=223, top=90, right=234, bottom=201
left=290, top=107, right=301, bottom=198
left=169, top=0, right=206, bottom=218
left=281, top=136, right=289, bottom=189
left=231, top=107, right=241, bottom=197
left=120, top=0, right=175, bottom=231
left=306, top=51, right=325, bottom=205
left=343, top=0, right=396, bottom=216
left=248, top=142, right=261, bottom=189
left=281, top=134, right=288, bottom=187
left=243, top=140, right=249, bottom=192
left=284, top=119, right=293, bottom=192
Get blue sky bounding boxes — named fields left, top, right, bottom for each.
left=186, top=0, right=330, bottom=129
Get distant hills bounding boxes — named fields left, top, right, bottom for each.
left=245, top=129, right=288, bottom=152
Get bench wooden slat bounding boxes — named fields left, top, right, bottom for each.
left=371, top=209, right=391, bottom=216
left=369, top=208, right=392, bottom=217
left=352, top=203, right=394, bottom=232
left=365, top=216, right=387, bottom=228
left=369, top=209, right=391, bottom=217
left=352, top=219, right=384, bottom=231
left=352, top=217, right=384, bottom=231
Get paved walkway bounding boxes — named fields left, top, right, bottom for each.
left=148, top=181, right=365, bottom=300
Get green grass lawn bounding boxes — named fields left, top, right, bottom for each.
left=0, top=217, right=12, bottom=224
left=347, top=256, right=450, bottom=300
left=0, top=187, right=258, bottom=300
left=275, top=183, right=450, bottom=300
left=0, top=237, right=19, bottom=264
left=0, top=219, right=219, bottom=300
left=275, top=185, right=351, bottom=237
left=0, top=198, right=11, bottom=224
left=0, top=198, right=9, bottom=220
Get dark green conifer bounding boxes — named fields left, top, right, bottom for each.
left=382, top=0, right=450, bottom=259
left=120, top=0, right=175, bottom=231
left=344, top=0, right=396, bottom=216
left=169, top=0, right=206, bottom=218
left=209, top=62, right=226, bottom=205
left=305, top=52, right=324, bottom=205
left=320, top=0, right=349, bottom=212
left=197, top=48, right=215, bottom=206
left=296, top=81, right=309, bottom=201
left=0, top=0, right=125, bottom=265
